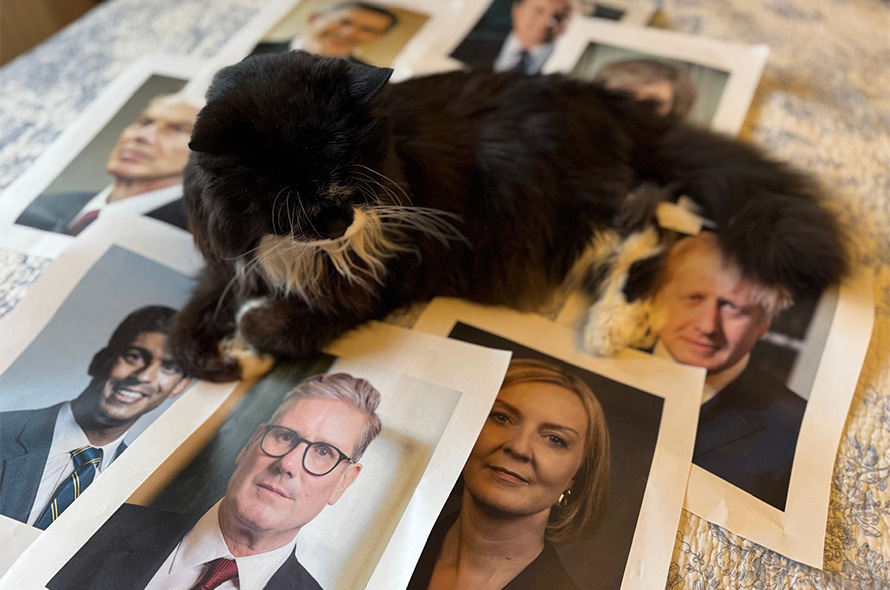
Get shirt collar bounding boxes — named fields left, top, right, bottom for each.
left=493, top=32, right=555, bottom=72
left=69, top=184, right=182, bottom=230
left=48, top=402, right=127, bottom=471
left=173, top=500, right=298, bottom=590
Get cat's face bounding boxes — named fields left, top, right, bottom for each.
left=186, top=51, right=394, bottom=260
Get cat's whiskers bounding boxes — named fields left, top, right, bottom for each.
left=369, top=205, right=470, bottom=247
left=351, top=165, right=410, bottom=206
left=352, top=173, right=402, bottom=208
left=271, top=187, right=289, bottom=234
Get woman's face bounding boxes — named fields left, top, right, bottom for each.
left=463, top=381, right=589, bottom=518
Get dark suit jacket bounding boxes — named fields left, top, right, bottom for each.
left=48, top=503, right=323, bottom=590
left=450, top=34, right=506, bottom=69
left=408, top=509, right=580, bottom=590
left=0, top=403, right=128, bottom=524
left=692, top=365, right=807, bottom=511
left=15, top=191, right=189, bottom=234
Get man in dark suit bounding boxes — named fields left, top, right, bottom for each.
left=49, top=373, right=384, bottom=590
left=654, top=232, right=806, bottom=511
left=15, top=94, right=199, bottom=235
left=250, top=2, right=398, bottom=65
left=451, top=0, right=575, bottom=75
left=0, top=306, right=191, bottom=528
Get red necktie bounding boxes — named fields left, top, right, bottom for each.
left=190, top=558, right=238, bottom=590
left=68, top=209, right=100, bottom=236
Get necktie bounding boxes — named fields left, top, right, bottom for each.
left=33, top=446, right=103, bottom=530
left=513, top=50, right=532, bottom=74
left=68, top=209, right=100, bottom=236
left=190, top=558, right=239, bottom=590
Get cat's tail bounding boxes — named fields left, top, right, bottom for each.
left=641, top=124, right=849, bottom=301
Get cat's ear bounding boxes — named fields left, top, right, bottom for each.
left=348, top=64, right=394, bottom=106
left=188, top=104, right=249, bottom=156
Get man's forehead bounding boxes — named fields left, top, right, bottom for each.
left=277, top=396, right=365, bottom=446
left=125, top=330, right=172, bottom=352
left=140, top=98, right=200, bottom=123
left=670, top=253, right=764, bottom=301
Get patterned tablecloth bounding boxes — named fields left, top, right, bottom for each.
left=1, top=0, right=888, bottom=587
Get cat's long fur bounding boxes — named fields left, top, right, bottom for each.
left=171, top=51, right=846, bottom=381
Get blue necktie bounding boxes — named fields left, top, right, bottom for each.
left=33, top=446, right=103, bottom=530
left=514, top=50, right=532, bottom=74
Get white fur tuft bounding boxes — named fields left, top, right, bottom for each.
left=582, top=227, right=663, bottom=356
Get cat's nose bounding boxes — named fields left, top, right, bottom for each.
left=317, top=206, right=354, bottom=239
left=324, top=217, right=349, bottom=239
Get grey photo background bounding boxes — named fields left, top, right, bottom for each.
left=570, top=43, right=730, bottom=128
left=36, top=75, right=187, bottom=199
left=0, top=245, right=196, bottom=443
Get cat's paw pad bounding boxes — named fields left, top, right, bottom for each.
left=583, top=297, right=653, bottom=357
left=220, top=336, right=276, bottom=380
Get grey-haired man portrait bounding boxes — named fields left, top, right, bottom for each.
left=49, top=373, right=383, bottom=590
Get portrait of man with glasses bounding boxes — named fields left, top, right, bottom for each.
left=48, top=373, right=382, bottom=590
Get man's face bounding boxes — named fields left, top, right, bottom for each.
left=511, top=0, right=573, bottom=49
left=303, top=7, right=393, bottom=57
left=223, top=397, right=365, bottom=541
left=105, top=97, right=199, bottom=185
left=95, top=331, right=191, bottom=422
left=657, top=251, right=771, bottom=374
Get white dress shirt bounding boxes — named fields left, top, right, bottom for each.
left=493, top=32, right=555, bottom=74
left=27, top=402, right=127, bottom=525
left=67, top=184, right=183, bottom=232
left=146, top=500, right=298, bottom=590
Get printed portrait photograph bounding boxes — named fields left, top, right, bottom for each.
left=649, top=231, right=837, bottom=511
left=47, top=358, right=462, bottom=590
left=406, top=322, right=664, bottom=590
left=247, top=0, right=431, bottom=67
left=0, top=245, right=196, bottom=531
left=570, top=43, right=730, bottom=127
left=13, top=75, right=198, bottom=237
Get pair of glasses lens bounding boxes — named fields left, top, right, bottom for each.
left=261, top=425, right=347, bottom=476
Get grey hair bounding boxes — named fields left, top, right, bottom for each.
left=273, top=373, right=383, bottom=461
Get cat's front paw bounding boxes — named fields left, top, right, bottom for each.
left=583, top=296, right=655, bottom=356
left=220, top=335, right=276, bottom=381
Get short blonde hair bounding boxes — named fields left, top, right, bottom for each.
left=501, top=358, right=611, bottom=544
left=661, top=232, right=792, bottom=318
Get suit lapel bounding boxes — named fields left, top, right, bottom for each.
left=0, top=405, right=61, bottom=522
left=694, top=384, right=767, bottom=458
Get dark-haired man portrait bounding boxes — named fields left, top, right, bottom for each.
left=251, top=1, right=399, bottom=65
left=0, top=306, right=191, bottom=529
left=15, top=94, right=199, bottom=236
left=451, top=0, right=576, bottom=75
left=48, top=373, right=382, bottom=590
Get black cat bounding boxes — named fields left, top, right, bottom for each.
left=171, top=51, right=846, bottom=381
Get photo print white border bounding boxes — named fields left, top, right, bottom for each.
left=207, top=0, right=461, bottom=84
left=0, top=56, right=204, bottom=261
left=2, top=316, right=512, bottom=590
left=404, top=0, right=658, bottom=78
left=543, top=19, right=769, bottom=135
left=0, top=214, right=231, bottom=579
left=682, top=269, right=874, bottom=568
left=412, top=298, right=704, bottom=590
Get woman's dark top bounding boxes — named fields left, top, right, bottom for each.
left=406, top=510, right=581, bottom=590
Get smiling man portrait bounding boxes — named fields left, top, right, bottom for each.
left=0, top=306, right=191, bottom=529
left=654, top=232, right=806, bottom=510
left=48, top=372, right=382, bottom=590
left=15, top=93, right=199, bottom=236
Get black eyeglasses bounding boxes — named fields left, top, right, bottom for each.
left=260, top=425, right=354, bottom=476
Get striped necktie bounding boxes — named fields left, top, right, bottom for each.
left=33, top=446, right=103, bottom=530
